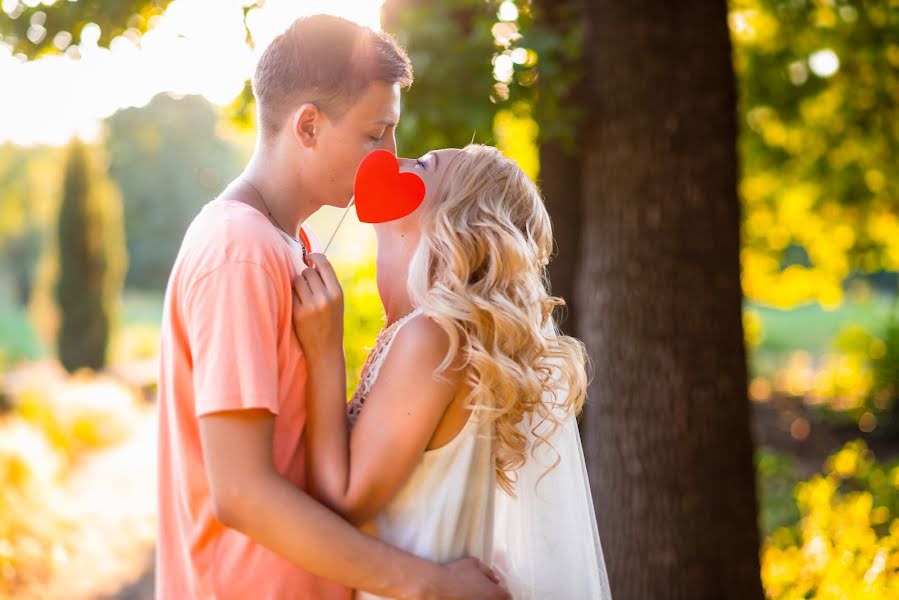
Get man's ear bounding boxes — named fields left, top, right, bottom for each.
left=292, top=103, right=321, bottom=148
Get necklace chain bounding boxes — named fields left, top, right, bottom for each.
left=239, top=175, right=307, bottom=261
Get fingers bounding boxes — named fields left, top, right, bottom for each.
left=306, top=253, right=342, bottom=296
left=444, top=558, right=511, bottom=600
left=292, top=272, right=312, bottom=304
left=301, top=266, right=327, bottom=298
left=475, top=560, right=504, bottom=586
left=474, top=560, right=510, bottom=599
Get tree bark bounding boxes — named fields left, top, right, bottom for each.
left=576, top=2, right=763, bottom=598
left=539, top=140, right=582, bottom=334
left=534, top=0, right=585, bottom=336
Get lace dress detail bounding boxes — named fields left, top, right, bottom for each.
left=347, top=308, right=423, bottom=427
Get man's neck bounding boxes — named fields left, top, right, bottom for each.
left=240, top=147, right=318, bottom=237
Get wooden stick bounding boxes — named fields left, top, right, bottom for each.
left=323, top=197, right=355, bottom=254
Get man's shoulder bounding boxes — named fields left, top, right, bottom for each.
left=190, top=198, right=279, bottom=246
left=171, top=197, right=293, bottom=296
left=189, top=198, right=288, bottom=259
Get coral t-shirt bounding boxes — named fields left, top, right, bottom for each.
left=156, top=198, right=350, bottom=600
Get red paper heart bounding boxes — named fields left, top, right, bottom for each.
left=353, top=149, right=426, bottom=224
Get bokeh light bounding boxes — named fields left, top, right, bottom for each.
left=0, top=0, right=385, bottom=146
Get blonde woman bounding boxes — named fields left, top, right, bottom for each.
left=293, top=145, right=611, bottom=599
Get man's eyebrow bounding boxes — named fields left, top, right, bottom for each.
left=373, top=118, right=398, bottom=126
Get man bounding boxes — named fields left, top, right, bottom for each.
left=156, top=14, right=508, bottom=600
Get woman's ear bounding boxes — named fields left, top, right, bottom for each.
left=292, top=103, right=321, bottom=148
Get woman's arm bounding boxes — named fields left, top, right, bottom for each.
left=314, top=317, right=459, bottom=524
left=293, top=255, right=460, bottom=525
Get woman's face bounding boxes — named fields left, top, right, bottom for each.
left=372, top=148, right=462, bottom=307
left=399, top=148, right=461, bottom=199
left=374, top=147, right=462, bottom=240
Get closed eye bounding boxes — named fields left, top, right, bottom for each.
left=370, top=127, right=389, bottom=143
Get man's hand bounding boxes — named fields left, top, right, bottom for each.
left=408, top=558, right=509, bottom=600
left=291, top=253, right=344, bottom=361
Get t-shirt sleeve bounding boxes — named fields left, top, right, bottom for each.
left=184, top=260, right=282, bottom=417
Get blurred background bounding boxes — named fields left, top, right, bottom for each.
left=1, top=0, right=898, bottom=598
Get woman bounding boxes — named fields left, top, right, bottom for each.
left=292, top=144, right=611, bottom=599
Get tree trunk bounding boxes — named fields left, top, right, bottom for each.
left=576, top=2, right=763, bottom=598
left=539, top=140, right=582, bottom=334
left=533, top=0, right=585, bottom=336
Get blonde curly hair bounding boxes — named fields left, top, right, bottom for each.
left=407, top=144, right=588, bottom=494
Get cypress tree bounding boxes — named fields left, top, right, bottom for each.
left=55, top=140, right=126, bottom=372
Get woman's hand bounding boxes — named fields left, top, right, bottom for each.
left=291, top=253, right=344, bottom=363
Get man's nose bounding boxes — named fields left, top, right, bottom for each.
left=380, top=134, right=397, bottom=156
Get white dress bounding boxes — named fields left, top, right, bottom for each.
left=349, top=310, right=613, bottom=600
left=348, top=309, right=496, bottom=600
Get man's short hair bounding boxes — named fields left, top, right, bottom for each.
left=252, top=14, right=413, bottom=137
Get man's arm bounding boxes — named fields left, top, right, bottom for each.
left=199, top=409, right=506, bottom=600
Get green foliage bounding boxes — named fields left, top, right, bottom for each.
left=810, top=303, right=899, bottom=426
left=0, top=0, right=173, bottom=58
left=105, top=93, right=243, bottom=290
left=0, top=416, right=68, bottom=594
left=756, top=446, right=802, bottom=536
left=501, top=0, right=584, bottom=148
left=387, top=0, right=503, bottom=157
left=493, top=101, right=539, bottom=180
left=0, top=372, right=143, bottom=595
left=761, top=440, right=899, bottom=599
left=732, top=0, right=899, bottom=307
left=334, top=255, right=384, bottom=399
left=873, top=302, right=899, bottom=425
left=54, top=140, right=126, bottom=373
left=0, top=144, right=64, bottom=307
left=386, top=0, right=584, bottom=156
left=0, top=292, right=44, bottom=365
left=14, top=375, right=141, bottom=461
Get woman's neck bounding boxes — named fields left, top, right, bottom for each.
left=376, top=228, right=416, bottom=326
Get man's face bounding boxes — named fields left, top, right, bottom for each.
left=310, top=81, right=402, bottom=208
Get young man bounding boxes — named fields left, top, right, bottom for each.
left=156, top=15, right=508, bottom=600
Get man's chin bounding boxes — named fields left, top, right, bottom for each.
left=325, top=195, right=354, bottom=209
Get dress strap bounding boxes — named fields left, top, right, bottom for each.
left=384, top=308, right=424, bottom=336
left=355, top=308, right=424, bottom=402
left=371, top=308, right=424, bottom=375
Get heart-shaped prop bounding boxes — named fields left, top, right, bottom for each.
left=353, top=149, right=426, bottom=224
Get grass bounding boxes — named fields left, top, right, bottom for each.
left=1, top=270, right=896, bottom=376
left=0, top=304, right=44, bottom=366
left=749, top=294, right=896, bottom=357
left=119, top=289, right=165, bottom=328
left=747, top=292, right=897, bottom=380
left=0, top=286, right=167, bottom=368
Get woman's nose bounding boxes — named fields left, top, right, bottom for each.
left=397, top=157, right=417, bottom=172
